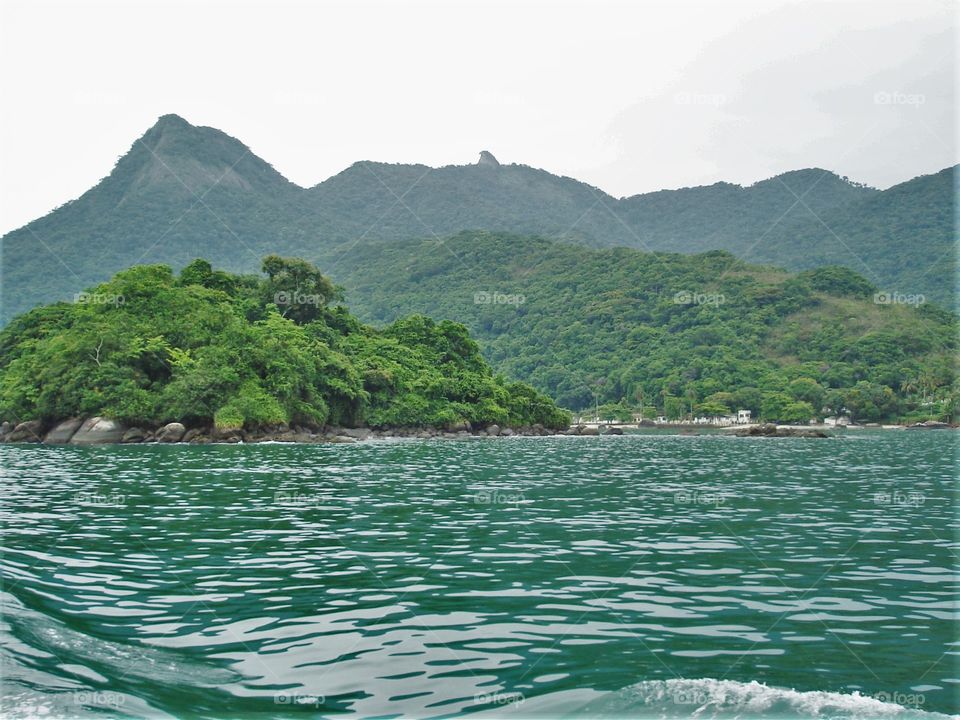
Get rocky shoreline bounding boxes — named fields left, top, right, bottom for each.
left=0, top=417, right=605, bottom=446
left=725, top=421, right=954, bottom=437
left=729, top=423, right=830, bottom=438
left=0, top=417, right=950, bottom=446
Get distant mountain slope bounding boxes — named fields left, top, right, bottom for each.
left=748, top=167, right=956, bottom=302
left=616, top=168, right=878, bottom=255
left=1, top=115, right=306, bottom=320
left=1, top=114, right=954, bottom=321
left=302, top=161, right=632, bottom=249
left=321, top=231, right=956, bottom=418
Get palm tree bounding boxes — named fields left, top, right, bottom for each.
left=900, top=377, right=919, bottom=397
left=685, top=384, right=697, bottom=420
left=918, top=371, right=942, bottom=404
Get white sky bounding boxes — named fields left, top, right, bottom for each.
left=0, top=0, right=955, bottom=235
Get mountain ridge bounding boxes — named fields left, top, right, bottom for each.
left=4, top=114, right=883, bottom=231
left=1, top=113, right=954, bottom=321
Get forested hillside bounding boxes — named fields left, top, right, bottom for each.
left=326, top=232, right=958, bottom=423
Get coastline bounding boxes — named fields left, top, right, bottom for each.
left=0, top=417, right=567, bottom=446
left=0, top=416, right=952, bottom=446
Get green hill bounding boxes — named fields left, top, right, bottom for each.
left=322, top=232, right=958, bottom=423
left=1, top=114, right=954, bottom=321
left=0, top=255, right=568, bottom=431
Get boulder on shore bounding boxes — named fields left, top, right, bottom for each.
left=44, top=418, right=84, bottom=444
left=604, top=426, right=624, bottom=435
left=486, top=424, right=501, bottom=436
left=70, top=417, right=126, bottom=445
left=157, top=422, right=187, bottom=443
left=212, top=425, right=243, bottom=441
left=580, top=427, right=600, bottom=436
left=7, top=419, right=45, bottom=443
left=906, top=421, right=951, bottom=430
left=734, top=423, right=828, bottom=438
left=121, top=428, right=147, bottom=443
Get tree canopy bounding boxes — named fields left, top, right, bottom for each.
left=0, top=258, right=570, bottom=431
left=330, top=232, right=958, bottom=424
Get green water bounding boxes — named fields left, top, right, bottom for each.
left=1, top=432, right=956, bottom=718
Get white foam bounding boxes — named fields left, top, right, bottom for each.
left=576, top=678, right=957, bottom=719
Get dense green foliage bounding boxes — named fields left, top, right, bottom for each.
left=1, top=114, right=954, bottom=322
left=0, top=256, right=569, bottom=430
left=329, top=232, right=958, bottom=424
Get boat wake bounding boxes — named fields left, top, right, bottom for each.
left=573, top=679, right=956, bottom=719
left=1, top=590, right=238, bottom=718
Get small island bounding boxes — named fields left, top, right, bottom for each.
left=0, top=256, right=570, bottom=444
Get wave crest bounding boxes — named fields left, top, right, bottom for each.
left=577, top=679, right=955, bottom=719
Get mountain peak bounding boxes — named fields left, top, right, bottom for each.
left=140, top=114, right=198, bottom=145
left=87, top=114, right=297, bottom=205
left=478, top=150, right=500, bottom=168
left=152, top=113, right=192, bottom=130
left=759, top=167, right=876, bottom=191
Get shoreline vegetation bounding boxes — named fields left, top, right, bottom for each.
left=0, top=257, right=570, bottom=438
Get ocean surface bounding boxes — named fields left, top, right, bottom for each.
left=1, top=431, right=956, bottom=719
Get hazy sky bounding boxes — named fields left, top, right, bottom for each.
left=0, top=0, right=955, bottom=234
